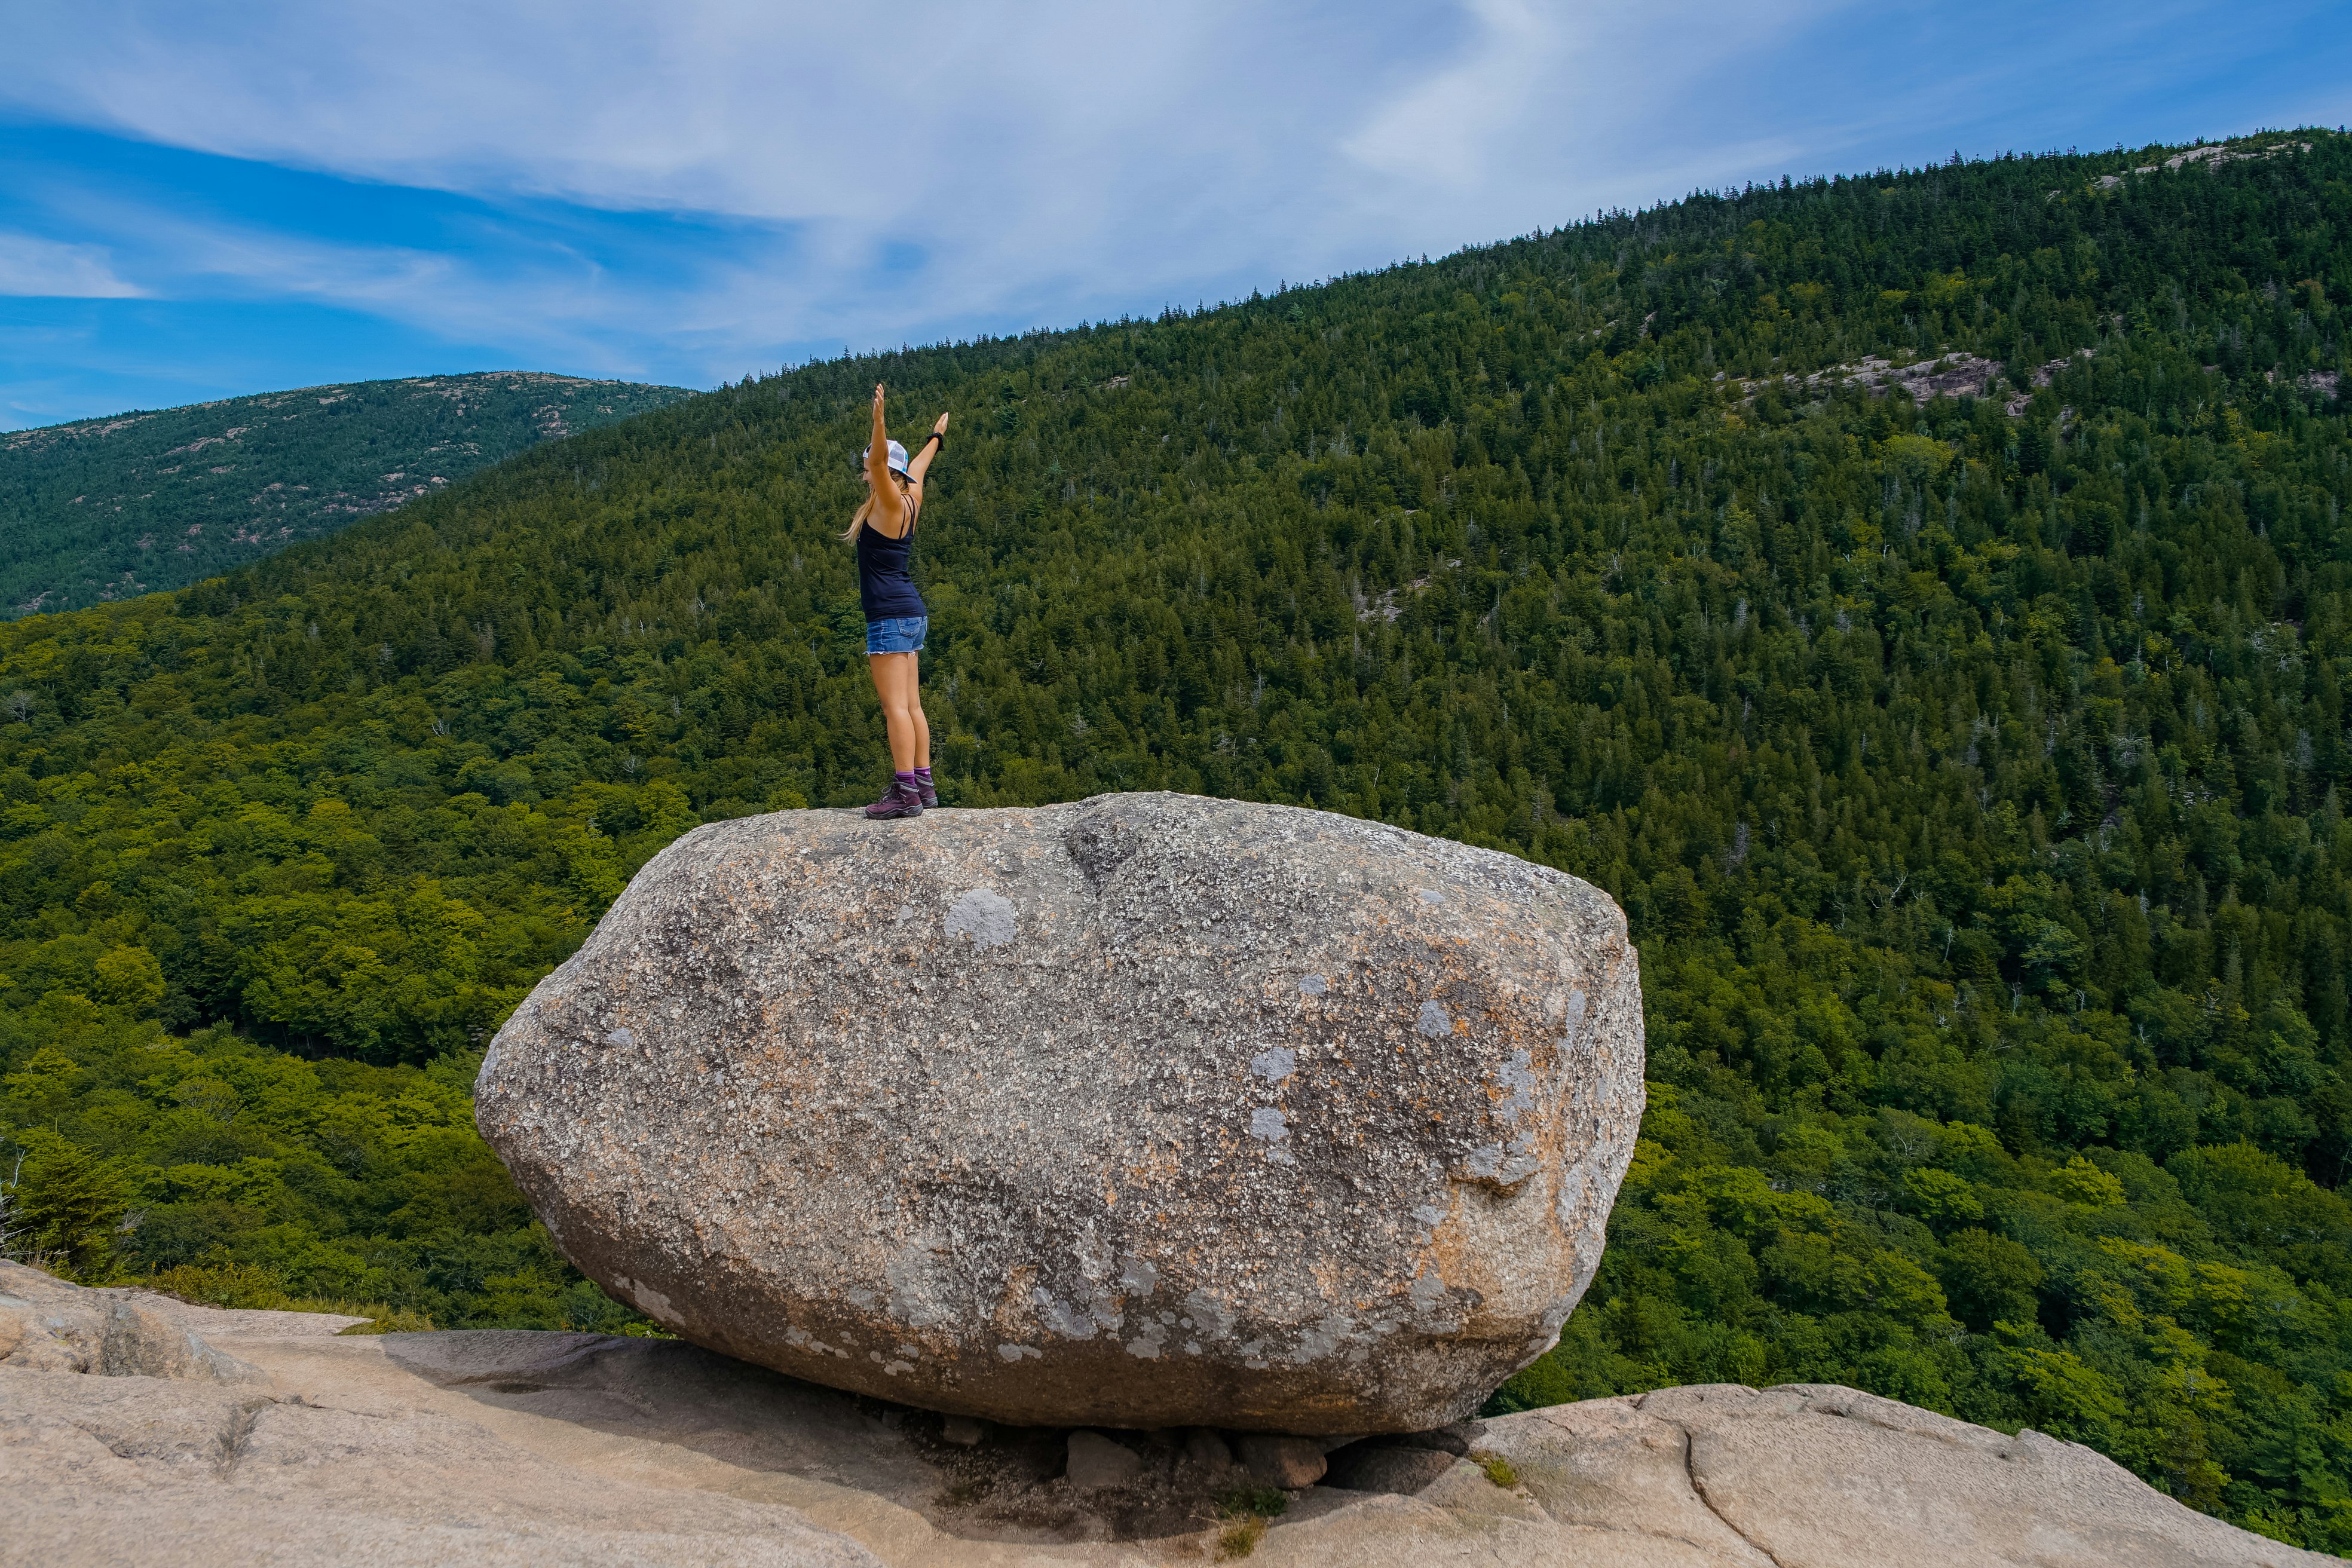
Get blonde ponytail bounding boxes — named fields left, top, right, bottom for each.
left=841, top=495, right=874, bottom=543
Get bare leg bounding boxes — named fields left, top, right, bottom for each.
left=869, top=653, right=918, bottom=771
left=909, top=661, right=931, bottom=770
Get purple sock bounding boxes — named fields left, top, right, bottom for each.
left=914, top=767, right=933, bottom=783
left=895, top=770, right=921, bottom=793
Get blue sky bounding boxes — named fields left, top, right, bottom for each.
left=2, top=0, right=2348, bottom=430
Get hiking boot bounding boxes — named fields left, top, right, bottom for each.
left=916, top=774, right=939, bottom=808
left=863, top=779, right=923, bottom=820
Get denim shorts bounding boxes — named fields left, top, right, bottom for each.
left=865, top=615, right=927, bottom=654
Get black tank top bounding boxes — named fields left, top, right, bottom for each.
left=855, top=488, right=925, bottom=620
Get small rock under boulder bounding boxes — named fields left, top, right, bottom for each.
left=1235, top=1431, right=1331, bottom=1489
left=1182, top=1426, right=1234, bottom=1471
left=1064, top=1429, right=1144, bottom=1490
left=1325, top=1442, right=1463, bottom=1494
left=477, top=792, right=1644, bottom=1434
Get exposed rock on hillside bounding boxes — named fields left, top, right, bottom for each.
left=1732, top=352, right=2012, bottom=409
left=0, top=1265, right=2326, bottom=1566
left=476, top=792, right=1644, bottom=1434
left=2096, top=137, right=2314, bottom=188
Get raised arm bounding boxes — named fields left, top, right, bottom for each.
left=906, top=410, right=950, bottom=486
left=865, top=383, right=906, bottom=535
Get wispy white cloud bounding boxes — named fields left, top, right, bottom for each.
left=0, top=1, right=1722, bottom=321
left=1, top=0, right=2345, bottom=420
left=1347, top=0, right=1549, bottom=186
left=0, top=232, right=143, bottom=298
left=1332, top=0, right=1840, bottom=258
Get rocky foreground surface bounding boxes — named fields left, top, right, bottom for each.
left=477, top=794, right=1644, bottom=1433
left=4, top=1262, right=2329, bottom=1567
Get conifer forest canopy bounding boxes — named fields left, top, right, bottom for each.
left=0, top=373, right=690, bottom=619
left=3, top=132, right=2351, bottom=1549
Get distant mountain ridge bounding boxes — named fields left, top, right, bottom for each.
left=0, top=372, right=692, bottom=616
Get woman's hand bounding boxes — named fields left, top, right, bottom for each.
left=908, top=409, right=949, bottom=485
left=863, top=384, right=900, bottom=524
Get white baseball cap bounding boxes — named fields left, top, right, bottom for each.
left=864, top=439, right=911, bottom=475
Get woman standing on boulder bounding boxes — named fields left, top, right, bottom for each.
left=846, top=382, right=949, bottom=819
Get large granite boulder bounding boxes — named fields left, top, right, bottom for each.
left=474, top=792, right=1643, bottom=1433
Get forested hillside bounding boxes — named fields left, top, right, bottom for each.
left=2, top=131, right=2348, bottom=1546
left=0, top=373, right=690, bottom=617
